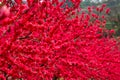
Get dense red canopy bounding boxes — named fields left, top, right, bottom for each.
left=0, top=0, right=120, bottom=80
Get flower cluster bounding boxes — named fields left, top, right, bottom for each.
left=0, top=0, right=120, bottom=80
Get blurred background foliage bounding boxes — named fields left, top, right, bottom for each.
left=80, top=0, right=120, bottom=37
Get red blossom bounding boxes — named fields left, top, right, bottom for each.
left=106, top=8, right=110, bottom=14
left=0, top=5, right=10, bottom=20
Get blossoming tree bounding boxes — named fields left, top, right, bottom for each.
left=0, top=0, right=120, bottom=80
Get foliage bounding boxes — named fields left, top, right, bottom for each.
left=81, top=0, right=120, bottom=36
left=81, top=0, right=91, bottom=8
left=0, top=0, right=120, bottom=80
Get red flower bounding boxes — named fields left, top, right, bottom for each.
left=106, top=8, right=110, bottom=14
left=0, top=5, right=10, bottom=20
